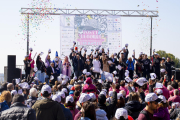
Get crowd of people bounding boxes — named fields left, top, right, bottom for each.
left=0, top=42, right=179, bottom=120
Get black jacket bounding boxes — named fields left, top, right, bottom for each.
left=73, top=58, right=84, bottom=71
left=98, top=91, right=117, bottom=119
left=24, top=60, right=31, bottom=71
left=0, top=102, right=36, bottom=120
left=124, top=101, right=146, bottom=119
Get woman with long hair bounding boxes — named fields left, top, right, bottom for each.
left=153, top=95, right=170, bottom=120
left=124, top=92, right=145, bottom=119
left=65, top=96, right=79, bottom=119
left=62, top=56, right=71, bottom=78
left=79, top=101, right=96, bottom=120
left=102, top=56, right=110, bottom=72
left=0, top=91, right=12, bottom=111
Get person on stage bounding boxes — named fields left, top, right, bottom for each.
left=62, top=56, right=71, bottom=78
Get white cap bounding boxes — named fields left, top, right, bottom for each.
left=158, top=95, right=166, bottom=103
left=125, top=77, right=133, bottom=83
left=15, top=78, right=21, bottom=84
left=160, top=69, right=166, bottom=73
left=98, top=79, right=103, bottom=84
left=86, top=72, right=91, bottom=76
left=73, top=76, right=77, bottom=80
left=107, top=76, right=113, bottom=82
left=116, top=65, right=122, bottom=70
left=18, top=89, right=23, bottom=94
left=70, top=47, right=74, bottom=50
left=95, top=47, right=99, bottom=51
left=150, top=73, right=156, bottom=80
left=11, top=90, right=17, bottom=95
left=155, top=83, right=163, bottom=88
left=156, top=89, right=163, bottom=94
left=99, top=49, right=102, bottom=53
left=55, top=58, right=59, bottom=62
left=79, top=93, right=91, bottom=103
left=125, top=44, right=128, bottom=47
left=100, top=91, right=106, bottom=96
left=41, top=85, right=51, bottom=94
left=62, top=75, right=67, bottom=79
left=84, top=48, right=87, bottom=51
left=66, top=96, right=74, bottom=103
left=115, top=108, right=128, bottom=120
left=125, top=70, right=129, bottom=77
left=58, top=91, right=65, bottom=98
left=83, top=69, right=87, bottom=74
left=52, top=94, right=61, bottom=103
left=50, top=75, right=54, bottom=80
left=153, top=49, right=155, bottom=52
left=73, top=41, right=76, bottom=44
left=67, top=85, right=73, bottom=91
left=162, top=57, right=165, bottom=60
left=34, top=67, right=38, bottom=72
left=145, top=93, right=161, bottom=102
left=117, top=93, right=123, bottom=99
left=29, top=48, right=33, bottom=51
left=61, top=88, right=68, bottom=94
left=122, top=47, right=125, bottom=50
left=61, top=80, right=67, bottom=85
left=109, top=91, right=113, bottom=97
left=57, top=76, right=62, bottom=83
left=154, top=53, right=158, bottom=56
left=136, top=77, right=147, bottom=86
left=100, top=69, right=103, bottom=74
left=89, top=93, right=96, bottom=101
left=98, top=45, right=101, bottom=48
left=48, top=49, right=51, bottom=53
left=107, top=48, right=109, bottom=51
left=40, top=52, right=44, bottom=56
left=86, top=59, right=89, bottom=62
left=19, top=82, right=30, bottom=89
left=34, top=77, right=39, bottom=81
left=25, top=55, right=29, bottom=58
left=102, top=89, right=107, bottom=93
left=113, top=71, right=117, bottom=75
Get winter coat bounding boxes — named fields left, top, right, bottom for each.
left=32, top=98, right=65, bottom=120
left=96, top=109, right=108, bottom=120
left=124, top=101, right=146, bottom=119
left=98, top=91, right=117, bottom=119
left=1, top=102, right=36, bottom=120
left=0, top=100, right=9, bottom=112
left=153, top=107, right=170, bottom=120
left=82, top=78, right=97, bottom=94
left=60, top=104, right=73, bottom=120
left=27, top=96, right=37, bottom=108
left=126, top=59, right=135, bottom=71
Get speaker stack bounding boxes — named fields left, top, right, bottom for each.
left=4, top=55, right=22, bottom=83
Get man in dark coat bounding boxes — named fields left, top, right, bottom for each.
left=73, top=54, right=84, bottom=79
left=1, top=94, right=36, bottom=120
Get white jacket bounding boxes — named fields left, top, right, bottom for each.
left=92, top=59, right=101, bottom=73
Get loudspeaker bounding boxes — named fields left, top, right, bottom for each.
left=176, top=70, right=180, bottom=80
left=6, top=68, right=21, bottom=83
left=8, top=55, right=16, bottom=68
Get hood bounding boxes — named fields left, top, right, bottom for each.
left=96, top=109, right=108, bottom=120
left=125, top=101, right=144, bottom=111
left=34, top=98, right=57, bottom=109
left=86, top=77, right=92, bottom=84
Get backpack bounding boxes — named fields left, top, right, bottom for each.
left=136, top=110, right=150, bottom=120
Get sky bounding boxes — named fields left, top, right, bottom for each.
left=0, top=0, right=180, bottom=74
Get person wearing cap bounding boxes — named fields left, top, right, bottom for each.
left=152, top=53, right=162, bottom=79
left=84, top=59, right=92, bottom=72
left=153, top=95, right=170, bottom=120
left=46, top=62, right=57, bottom=85
left=73, top=54, right=84, bottom=79
left=137, top=93, right=161, bottom=120
left=24, top=55, right=31, bottom=79
left=165, top=57, right=174, bottom=82
left=32, top=85, right=65, bottom=120
left=1, top=94, right=36, bottom=120
left=113, top=108, right=133, bottom=120
left=142, top=54, right=151, bottom=80
left=62, top=56, right=71, bottom=78
left=98, top=83, right=117, bottom=119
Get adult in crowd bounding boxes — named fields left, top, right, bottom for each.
left=168, top=89, right=180, bottom=103
left=152, top=53, right=162, bottom=79
left=73, top=54, right=84, bottom=79
left=165, top=57, right=174, bottom=81
left=32, top=85, right=65, bottom=120
left=1, top=94, right=36, bottom=120
left=46, top=62, right=57, bottom=85
left=27, top=88, right=38, bottom=107
left=126, top=57, right=135, bottom=79
left=24, top=55, right=31, bottom=79
left=142, top=54, right=151, bottom=79
left=0, top=91, right=12, bottom=111
left=62, top=56, right=71, bottom=78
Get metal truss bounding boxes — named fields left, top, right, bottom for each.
left=21, top=8, right=158, bottom=17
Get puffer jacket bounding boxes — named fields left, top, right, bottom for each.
left=0, top=102, right=36, bottom=120
left=82, top=78, right=97, bottom=94
left=32, top=98, right=65, bottom=120
left=96, top=109, right=108, bottom=120
left=124, top=101, right=145, bottom=119
left=27, top=96, right=37, bottom=107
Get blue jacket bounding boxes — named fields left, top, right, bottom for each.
left=60, top=103, right=73, bottom=120
left=126, top=59, right=135, bottom=70
left=0, top=100, right=9, bottom=112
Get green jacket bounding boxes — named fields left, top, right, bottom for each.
left=32, top=98, right=65, bottom=120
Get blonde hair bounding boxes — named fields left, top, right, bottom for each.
left=0, top=91, right=12, bottom=103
